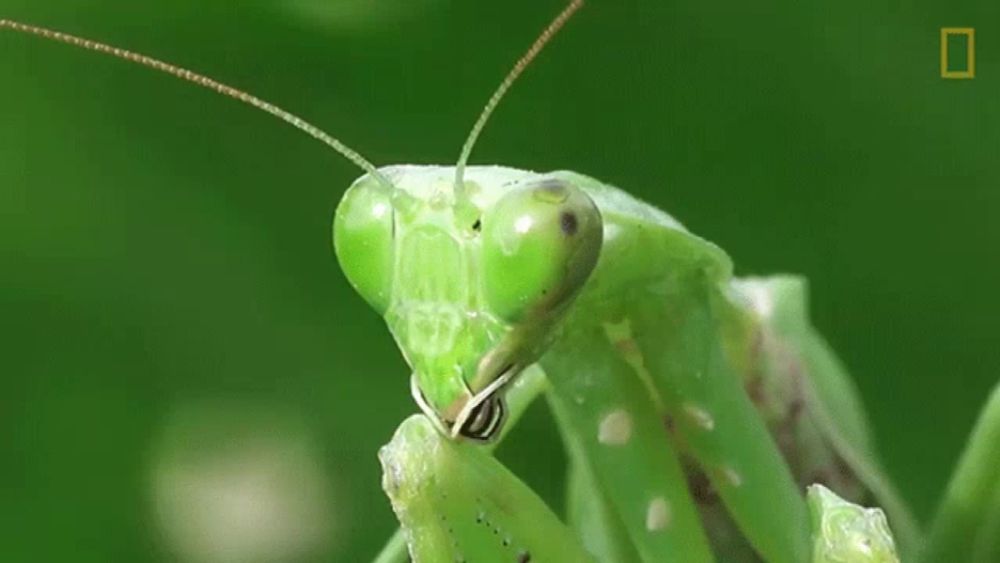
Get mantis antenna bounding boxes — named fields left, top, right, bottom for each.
left=0, top=19, right=395, bottom=191
left=453, top=0, right=584, bottom=201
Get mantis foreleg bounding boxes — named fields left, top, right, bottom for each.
left=565, top=442, right=640, bottom=562
left=379, top=413, right=591, bottom=562
left=629, top=269, right=811, bottom=562
left=541, top=323, right=714, bottom=562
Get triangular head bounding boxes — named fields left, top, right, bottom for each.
left=334, top=165, right=601, bottom=441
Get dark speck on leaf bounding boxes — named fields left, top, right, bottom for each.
left=472, top=218, right=482, bottom=232
left=518, top=551, right=532, bottom=563
left=560, top=212, right=578, bottom=236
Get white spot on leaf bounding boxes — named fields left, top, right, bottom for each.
left=722, top=466, right=743, bottom=488
left=598, top=409, right=633, bottom=445
left=682, top=403, right=715, bottom=431
left=646, top=497, right=671, bottom=532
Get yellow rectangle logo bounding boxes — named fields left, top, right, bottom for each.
left=941, top=27, right=975, bottom=79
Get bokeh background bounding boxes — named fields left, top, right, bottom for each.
left=2, top=0, right=997, bottom=561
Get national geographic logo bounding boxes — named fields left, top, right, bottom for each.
left=941, top=28, right=975, bottom=79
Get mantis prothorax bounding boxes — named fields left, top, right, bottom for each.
left=6, top=3, right=1000, bottom=561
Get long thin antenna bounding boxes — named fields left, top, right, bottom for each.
left=0, top=19, right=393, bottom=189
left=453, top=0, right=584, bottom=198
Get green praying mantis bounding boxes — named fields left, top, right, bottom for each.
left=5, top=1, right=1000, bottom=561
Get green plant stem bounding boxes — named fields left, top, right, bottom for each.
left=922, top=381, right=1000, bottom=562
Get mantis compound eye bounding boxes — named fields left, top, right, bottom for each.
left=333, top=177, right=395, bottom=314
left=481, top=178, right=602, bottom=322
left=457, top=395, right=507, bottom=443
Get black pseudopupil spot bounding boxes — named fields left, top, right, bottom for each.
left=560, top=211, right=578, bottom=236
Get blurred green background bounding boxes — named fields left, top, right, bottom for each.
left=1, top=0, right=997, bottom=561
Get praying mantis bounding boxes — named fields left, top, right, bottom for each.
left=4, top=1, right=999, bottom=561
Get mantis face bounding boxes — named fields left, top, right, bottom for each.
left=3, top=3, right=591, bottom=446
left=333, top=166, right=602, bottom=441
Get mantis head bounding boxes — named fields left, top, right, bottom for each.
left=333, top=167, right=601, bottom=441
left=1, top=0, right=587, bottom=443
left=332, top=0, right=590, bottom=442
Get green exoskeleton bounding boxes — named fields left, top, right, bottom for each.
left=7, top=2, right=1000, bottom=561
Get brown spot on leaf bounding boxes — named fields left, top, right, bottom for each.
left=685, top=463, right=719, bottom=505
